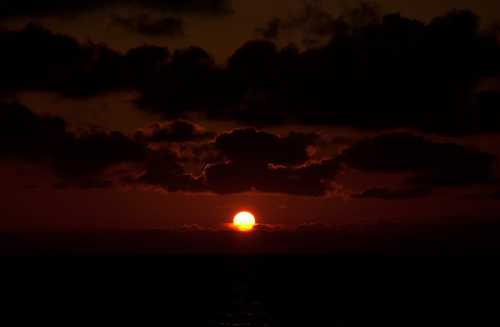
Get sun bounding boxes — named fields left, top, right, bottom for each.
left=233, top=211, right=256, bottom=232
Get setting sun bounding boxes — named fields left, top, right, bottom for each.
left=233, top=211, right=256, bottom=232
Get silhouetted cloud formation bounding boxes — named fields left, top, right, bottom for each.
left=112, top=14, right=185, bottom=37
left=341, top=133, right=496, bottom=188
left=476, top=91, right=500, bottom=132
left=353, top=187, right=433, bottom=200
left=0, top=24, right=131, bottom=96
left=134, top=46, right=225, bottom=117
left=255, top=18, right=282, bottom=40
left=0, top=102, right=148, bottom=184
left=3, top=7, right=500, bottom=199
left=255, top=1, right=380, bottom=47
left=0, top=101, right=206, bottom=190
left=2, top=102, right=497, bottom=196
left=203, top=159, right=338, bottom=196
left=0, top=102, right=342, bottom=195
left=2, top=9, right=500, bottom=135
left=135, top=121, right=215, bottom=143
left=196, top=131, right=496, bottom=196
left=197, top=128, right=337, bottom=195
left=55, top=130, right=148, bottom=178
left=215, top=128, right=318, bottom=165
left=0, top=24, right=195, bottom=97
left=135, top=9, right=500, bottom=134
left=138, top=127, right=338, bottom=196
left=138, top=150, right=204, bottom=192
left=0, top=0, right=233, bottom=20
left=0, top=101, right=68, bottom=160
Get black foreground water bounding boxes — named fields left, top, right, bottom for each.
left=2, top=256, right=499, bottom=326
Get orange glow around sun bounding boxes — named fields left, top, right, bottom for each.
left=233, top=211, right=256, bottom=232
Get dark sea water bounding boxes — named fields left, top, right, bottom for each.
left=3, top=256, right=499, bottom=326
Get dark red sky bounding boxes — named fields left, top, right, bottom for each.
left=5, top=0, right=500, bottom=61
left=1, top=0, right=500, bottom=235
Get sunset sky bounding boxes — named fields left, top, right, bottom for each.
left=1, top=0, right=500, bottom=252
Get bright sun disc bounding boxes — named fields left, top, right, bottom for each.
left=233, top=211, right=256, bottom=232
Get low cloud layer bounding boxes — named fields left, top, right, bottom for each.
left=353, top=187, right=433, bottom=200
left=2, top=102, right=497, bottom=197
left=0, top=0, right=233, bottom=20
left=2, top=8, right=500, bottom=198
left=0, top=102, right=148, bottom=186
left=134, top=120, right=215, bottom=143
left=215, top=128, right=318, bottom=166
left=341, top=133, right=496, bottom=189
left=111, top=14, right=185, bottom=37
left=2, top=9, right=500, bottom=135
left=255, top=1, right=380, bottom=47
left=0, top=103, right=338, bottom=196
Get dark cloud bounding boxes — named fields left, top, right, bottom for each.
left=0, top=24, right=128, bottom=96
left=54, top=179, right=114, bottom=190
left=0, top=101, right=210, bottom=192
left=257, top=160, right=340, bottom=196
left=255, top=0, right=376, bottom=44
left=490, top=190, right=500, bottom=200
left=0, top=24, right=174, bottom=97
left=125, top=45, right=171, bottom=88
left=4, top=9, right=500, bottom=136
left=137, top=127, right=337, bottom=196
left=0, top=24, right=84, bottom=93
left=476, top=91, right=500, bottom=132
left=277, top=9, right=500, bottom=134
left=138, top=127, right=335, bottom=196
left=0, top=24, right=197, bottom=99
left=0, top=101, right=148, bottom=185
left=0, top=102, right=338, bottom=196
left=136, top=10, right=500, bottom=134
left=353, top=187, right=433, bottom=200
left=59, top=127, right=498, bottom=196
left=1, top=102, right=497, bottom=197
left=0, top=0, right=233, bottom=20
left=4, top=10, right=500, bottom=200
left=54, top=130, right=148, bottom=178
left=215, top=128, right=318, bottom=166
left=174, top=142, right=223, bottom=173
left=134, top=120, right=215, bottom=143
left=138, top=150, right=204, bottom=192
left=203, top=161, right=257, bottom=194
left=199, top=127, right=336, bottom=196
left=204, top=159, right=339, bottom=196
left=255, top=18, right=282, bottom=40
left=112, top=14, right=185, bottom=37
left=134, top=46, right=225, bottom=118
left=227, top=40, right=282, bottom=84
left=340, top=133, right=496, bottom=188
left=0, top=101, right=68, bottom=160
